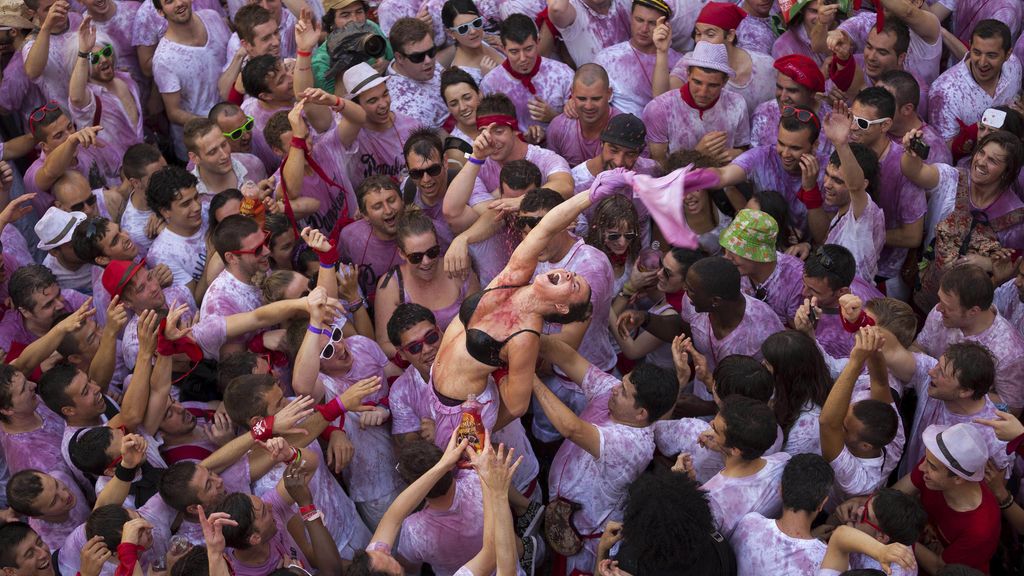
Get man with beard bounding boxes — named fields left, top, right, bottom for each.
left=209, top=103, right=256, bottom=156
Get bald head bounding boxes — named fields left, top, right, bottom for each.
left=574, top=63, right=610, bottom=90
left=52, top=171, right=95, bottom=216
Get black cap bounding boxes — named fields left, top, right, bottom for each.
left=600, top=114, right=647, bottom=150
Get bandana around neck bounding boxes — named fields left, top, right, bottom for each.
left=502, top=56, right=542, bottom=94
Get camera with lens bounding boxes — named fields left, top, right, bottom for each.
left=325, top=22, right=387, bottom=80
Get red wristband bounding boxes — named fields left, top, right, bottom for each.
left=227, top=83, right=245, bottom=105
left=840, top=309, right=876, bottom=333
left=315, top=396, right=347, bottom=424
left=320, top=424, right=344, bottom=442
left=797, top=184, right=824, bottom=210
left=299, top=504, right=317, bottom=515
left=115, top=543, right=145, bottom=576
left=297, top=49, right=312, bottom=57
left=290, top=136, right=309, bottom=151
left=250, top=415, right=275, bottom=442
left=316, top=240, right=340, bottom=267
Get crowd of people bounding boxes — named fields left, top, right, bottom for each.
left=0, top=0, right=1023, bottom=572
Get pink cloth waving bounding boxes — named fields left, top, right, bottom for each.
left=629, top=165, right=721, bottom=248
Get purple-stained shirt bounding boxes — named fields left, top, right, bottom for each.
left=396, top=471, right=485, bottom=576
left=376, top=0, right=447, bottom=49
left=534, top=238, right=616, bottom=371
left=643, top=87, right=750, bottom=152
left=838, top=12, right=942, bottom=85
left=546, top=108, right=621, bottom=172
left=92, top=1, right=147, bottom=91
left=937, top=0, right=1022, bottom=44
left=0, top=403, right=70, bottom=477
left=826, top=196, right=887, bottom=282
left=548, top=366, right=656, bottom=574
left=594, top=41, right=683, bottom=117
left=915, top=307, right=1024, bottom=410
left=654, top=417, right=786, bottom=484
left=349, top=112, right=422, bottom=190
left=147, top=220, right=209, bottom=287
left=732, top=513, right=827, bottom=575
left=680, top=294, right=785, bottom=400
left=224, top=490, right=310, bottom=576
left=200, top=269, right=263, bottom=318
left=750, top=98, right=834, bottom=157
left=69, top=72, right=145, bottom=180
left=782, top=402, right=822, bottom=456
left=733, top=144, right=829, bottom=232
left=21, top=12, right=83, bottom=103
left=29, top=469, right=89, bottom=551
left=120, top=192, right=154, bottom=257
left=0, top=51, right=45, bottom=130
left=281, top=123, right=358, bottom=234
left=0, top=289, right=89, bottom=352
left=240, top=97, right=290, bottom=175
left=703, top=452, right=791, bottom=538
left=152, top=10, right=231, bottom=155
left=994, top=279, right=1024, bottom=339
left=479, top=57, right=574, bottom=131
left=872, top=142, right=929, bottom=278
left=191, top=154, right=267, bottom=204
left=899, top=352, right=1014, bottom=477
left=389, top=366, right=432, bottom=436
left=739, top=251, right=805, bottom=325
left=554, top=0, right=631, bottom=66
left=338, top=219, right=401, bottom=289
left=385, top=62, right=449, bottom=128
left=772, top=24, right=824, bottom=66
left=670, top=49, right=776, bottom=123
left=120, top=284, right=196, bottom=369
left=736, top=14, right=776, bottom=55
left=813, top=276, right=884, bottom=359
left=928, top=55, right=1023, bottom=141
left=1, top=225, right=33, bottom=270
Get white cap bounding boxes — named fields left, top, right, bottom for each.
left=921, top=423, right=987, bottom=482
left=343, top=62, right=387, bottom=99
left=35, top=207, right=86, bottom=251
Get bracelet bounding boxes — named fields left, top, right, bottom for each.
left=466, top=155, right=485, bottom=166
left=308, top=325, right=326, bottom=335
left=250, top=415, right=275, bottom=442
left=286, top=447, right=302, bottom=464
left=78, top=50, right=89, bottom=59
left=299, top=504, right=316, bottom=516
left=114, top=463, right=138, bottom=482
left=320, top=261, right=335, bottom=269
left=999, top=494, right=1015, bottom=510
left=296, top=49, right=312, bottom=57
left=334, top=96, right=343, bottom=108
left=302, top=508, right=324, bottom=523
left=290, top=136, right=309, bottom=151
left=345, top=298, right=365, bottom=313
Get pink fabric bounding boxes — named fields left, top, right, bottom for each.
left=0, top=51, right=45, bottom=129
left=348, top=112, right=423, bottom=191
left=994, top=279, right=1024, bottom=339
left=738, top=252, right=805, bottom=325
left=338, top=219, right=401, bottom=284
left=121, top=284, right=196, bottom=369
left=888, top=123, right=951, bottom=166
left=396, top=472, right=485, bottom=576
left=479, top=57, right=574, bottom=130
left=59, top=494, right=176, bottom=576
left=200, top=269, right=264, bottom=318
left=826, top=196, right=887, bottom=283
left=547, top=107, right=622, bottom=167
left=594, top=42, right=683, bottom=117
left=928, top=55, right=1023, bottom=141
left=937, top=0, right=1022, bottom=44
left=782, top=403, right=822, bottom=456
left=386, top=62, right=449, bottom=128
left=554, top=0, right=631, bottom=66
left=736, top=15, right=775, bottom=55
left=732, top=513, right=827, bottom=574
left=0, top=403, right=71, bottom=477
left=670, top=49, right=776, bottom=122
left=771, top=25, right=824, bottom=67
left=642, top=87, right=750, bottom=152
left=294, top=123, right=359, bottom=231
left=389, top=366, right=434, bottom=436
left=630, top=166, right=721, bottom=249
left=147, top=219, right=209, bottom=287
left=702, top=452, right=790, bottom=538
left=120, top=194, right=155, bottom=257
left=867, top=144, right=928, bottom=280
left=376, top=0, right=447, bottom=48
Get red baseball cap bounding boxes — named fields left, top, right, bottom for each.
left=102, top=259, right=146, bottom=298
left=773, top=54, right=825, bottom=93
left=696, top=2, right=747, bottom=32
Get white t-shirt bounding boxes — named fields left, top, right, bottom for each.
left=732, top=513, right=827, bottom=575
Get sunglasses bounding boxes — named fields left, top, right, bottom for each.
left=859, top=494, right=885, bottom=535
left=401, top=45, right=437, bottom=64
left=450, top=17, right=483, bottom=36
left=90, top=43, right=113, bottom=64
left=515, top=215, right=543, bottom=231
left=814, top=246, right=833, bottom=270
left=70, top=194, right=98, bottom=212
left=605, top=231, right=638, bottom=242
left=320, top=327, right=345, bottom=360
left=753, top=284, right=768, bottom=301
left=408, top=163, right=443, bottom=180
left=405, top=244, right=440, bottom=264
left=852, top=114, right=890, bottom=130
left=227, top=230, right=271, bottom=256
left=223, top=116, right=255, bottom=140
left=401, top=327, right=441, bottom=355
left=781, top=105, right=820, bottom=128
left=28, top=100, right=61, bottom=133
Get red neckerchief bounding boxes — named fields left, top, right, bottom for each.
left=679, top=83, right=718, bottom=119
left=666, top=290, right=685, bottom=312
left=608, top=252, right=628, bottom=266
left=502, top=56, right=542, bottom=95
left=277, top=146, right=354, bottom=243
left=828, top=54, right=856, bottom=92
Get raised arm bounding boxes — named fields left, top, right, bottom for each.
left=34, top=126, right=103, bottom=192
left=292, top=291, right=331, bottom=401
left=820, top=329, right=874, bottom=462
left=546, top=0, right=577, bottom=29
left=651, top=18, right=673, bottom=98
left=108, top=310, right=161, bottom=430
left=467, top=439, right=521, bottom=576
left=89, top=296, right=128, bottom=391
left=899, top=128, right=941, bottom=190
left=24, top=0, right=70, bottom=79
left=821, top=525, right=916, bottom=574
left=824, top=101, right=867, bottom=218
left=11, top=297, right=94, bottom=374
left=879, top=0, right=940, bottom=43
left=443, top=129, right=491, bottom=233
left=531, top=374, right=601, bottom=457
left=69, top=17, right=95, bottom=110
left=538, top=335, right=592, bottom=386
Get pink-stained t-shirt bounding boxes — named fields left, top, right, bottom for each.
left=479, top=57, right=574, bottom=131
left=643, top=86, right=750, bottom=152
left=838, top=12, right=942, bottom=86
left=732, top=512, right=827, bottom=574
left=937, top=0, right=1021, bottom=44
left=200, top=269, right=263, bottom=318
left=68, top=72, right=145, bottom=181
left=386, top=62, right=449, bottom=128
left=702, top=451, right=791, bottom=538
left=554, top=0, right=631, bottom=66
left=783, top=402, right=822, bottom=456
left=736, top=14, right=776, bottom=55
left=813, top=276, right=884, bottom=359
left=349, top=112, right=423, bottom=190
left=152, top=10, right=231, bottom=155
left=681, top=296, right=785, bottom=400
left=654, top=417, right=786, bottom=484
left=733, top=144, right=830, bottom=233
left=396, top=471, right=486, bottom=576
left=120, top=192, right=155, bottom=258
left=240, top=97, right=290, bottom=175
left=147, top=219, right=209, bottom=288
left=546, top=108, right=622, bottom=167
left=389, top=366, right=433, bottom=436
left=872, top=142, right=928, bottom=279
left=21, top=12, right=83, bottom=103
left=548, top=366, right=656, bottom=574
left=190, top=155, right=267, bottom=204
left=278, top=122, right=359, bottom=234
left=825, top=197, right=887, bottom=283
left=750, top=98, right=834, bottom=157
left=994, top=278, right=1024, bottom=339
left=1, top=225, right=33, bottom=270
left=29, top=469, right=90, bottom=550
left=670, top=49, right=776, bottom=122
left=376, top=0, right=447, bottom=49
left=224, top=490, right=310, bottom=576
left=739, top=251, right=805, bottom=325
left=595, top=41, right=683, bottom=117
left=928, top=55, right=1023, bottom=141
left=534, top=238, right=616, bottom=371
left=91, top=1, right=148, bottom=91
left=338, top=219, right=401, bottom=293
left=899, top=352, right=1015, bottom=477
left=772, top=24, right=824, bottom=66
left=0, top=51, right=45, bottom=130
left=915, top=306, right=1024, bottom=410
left=0, top=403, right=70, bottom=477
left=0, top=289, right=90, bottom=352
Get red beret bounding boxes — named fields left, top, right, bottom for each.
left=696, top=2, right=747, bottom=31
left=773, top=54, right=825, bottom=93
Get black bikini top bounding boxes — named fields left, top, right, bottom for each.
left=458, top=284, right=540, bottom=367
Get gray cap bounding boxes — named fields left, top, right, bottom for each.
left=600, top=114, right=646, bottom=150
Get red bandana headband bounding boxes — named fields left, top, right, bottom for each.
left=477, top=114, right=520, bottom=132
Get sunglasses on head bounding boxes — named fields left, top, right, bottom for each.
left=852, top=114, right=890, bottom=130
left=408, top=163, right=443, bottom=180
left=781, top=105, right=820, bottom=128
left=71, top=194, right=98, bottom=212
left=401, top=327, right=441, bottom=355
left=405, top=244, right=441, bottom=264
left=605, top=231, right=637, bottom=242
left=401, top=45, right=437, bottom=64
left=515, top=215, right=543, bottom=231
left=28, top=100, right=61, bottom=133
left=223, top=116, right=255, bottom=140
left=320, top=327, right=345, bottom=360
left=450, top=17, right=483, bottom=36
left=227, top=230, right=271, bottom=256
left=90, top=43, right=113, bottom=64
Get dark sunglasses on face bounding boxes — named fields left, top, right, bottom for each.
left=450, top=17, right=483, bottom=36
left=90, top=43, right=113, bottom=64
left=223, top=116, right=255, bottom=140
left=605, top=231, right=638, bottom=242
left=70, top=194, right=98, bottom=212
left=320, top=327, right=345, bottom=359
left=781, top=105, right=820, bottom=128
left=408, top=163, right=443, bottom=180
left=515, top=215, right=543, bottom=231
left=401, top=327, right=441, bottom=355
left=402, top=45, right=437, bottom=64
left=405, top=244, right=441, bottom=264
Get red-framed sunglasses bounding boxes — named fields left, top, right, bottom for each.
left=781, top=105, right=821, bottom=129
left=859, top=493, right=885, bottom=535
left=228, top=230, right=271, bottom=256
left=401, top=328, right=441, bottom=355
left=28, top=100, right=62, bottom=134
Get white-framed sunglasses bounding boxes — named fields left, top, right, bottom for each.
left=449, top=17, right=483, bottom=35
left=852, top=115, right=890, bottom=130
left=320, top=326, right=344, bottom=359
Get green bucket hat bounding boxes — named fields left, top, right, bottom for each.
left=719, top=209, right=779, bottom=263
